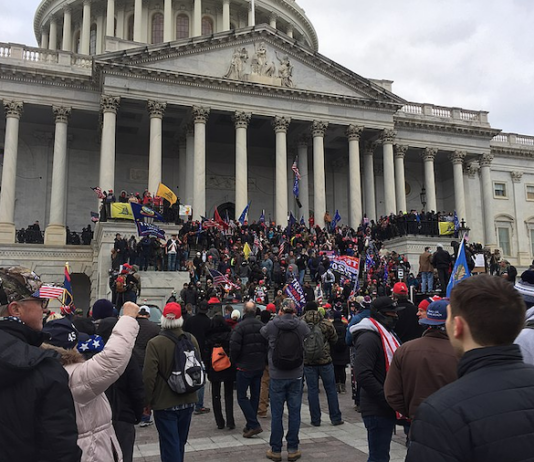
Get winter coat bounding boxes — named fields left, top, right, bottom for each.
left=515, top=306, right=534, bottom=366
left=302, top=310, right=338, bottom=365
left=418, top=251, right=434, bottom=272
left=133, top=318, right=161, bottom=368
left=345, top=308, right=371, bottom=344
left=183, top=312, right=211, bottom=362
left=331, top=319, right=350, bottom=366
left=431, top=248, right=452, bottom=270
left=205, top=326, right=236, bottom=382
left=143, top=327, right=200, bottom=410
left=229, top=313, right=268, bottom=371
left=0, top=319, right=82, bottom=462
left=261, top=314, right=310, bottom=380
left=43, top=315, right=139, bottom=462
left=394, top=298, right=424, bottom=343
left=384, top=328, right=458, bottom=419
left=407, top=344, right=534, bottom=462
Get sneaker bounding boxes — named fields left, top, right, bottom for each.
left=266, top=449, right=282, bottom=461
left=194, top=407, right=211, bottom=415
left=139, top=420, right=153, bottom=427
left=332, top=420, right=344, bottom=426
left=288, top=449, right=302, bottom=461
left=243, top=426, right=263, bottom=438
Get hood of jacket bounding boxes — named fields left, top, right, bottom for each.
left=349, top=317, right=379, bottom=340
left=40, top=342, right=85, bottom=366
left=273, top=313, right=302, bottom=331
left=303, top=310, right=323, bottom=325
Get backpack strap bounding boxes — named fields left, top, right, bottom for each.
left=157, top=330, right=190, bottom=381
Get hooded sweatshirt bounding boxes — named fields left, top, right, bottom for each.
left=515, top=306, right=534, bottom=366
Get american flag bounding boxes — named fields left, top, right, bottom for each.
left=291, top=159, right=301, bottom=180
left=36, top=285, right=65, bottom=299
left=209, top=269, right=240, bottom=290
left=253, top=233, right=263, bottom=252
left=91, top=186, right=106, bottom=199
left=278, top=241, right=286, bottom=259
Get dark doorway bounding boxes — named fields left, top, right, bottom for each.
left=216, top=202, right=235, bottom=221
left=71, top=273, right=92, bottom=315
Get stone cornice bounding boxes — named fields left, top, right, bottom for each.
left=490, top=146, right=534, bottom=159
left=394, top=117, right=501, bottom=139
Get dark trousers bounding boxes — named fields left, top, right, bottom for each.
left=437, top=267, right=450, bottom=294
left=154, top=407, right=194, bottom=462
left=334, top=364, right=347, bottom=384
left=362, top=415, right=396, bottom=462
left=211, top=379, right=235, bottom=428
left=112, top=420, right=135, bottom=462
left=236, top=369, right=263, bottom=430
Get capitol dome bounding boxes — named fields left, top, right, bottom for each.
left=33, top=0, right=318, bottom=55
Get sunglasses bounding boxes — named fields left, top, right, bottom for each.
left=19, top=297, right=50, bottom=310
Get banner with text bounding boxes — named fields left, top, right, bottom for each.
left=285, top=278, right=307, bottom=315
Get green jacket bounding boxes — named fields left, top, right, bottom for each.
left=143, top=327, right=199, bottom=410
left=302, top=310, right=338, bottom=366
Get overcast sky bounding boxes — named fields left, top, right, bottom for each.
left=2, top=0, right=533, bottom=135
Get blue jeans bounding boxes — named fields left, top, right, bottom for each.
left=304, top=363, right=342, bottom=425
left=154, top=407, right=194, bottom=462
left=421, top=271, right=433, bottom=293
left=195, top=383, right=205, bottom=411
left=168, top=253, right=177, bottom=271
left=236, top=369, right=263, bottom=430
left=270, top=377, right=303, bottom=453
left=362, top=415, right=396, bottom=462
left=299, top=270, right=305, bottom=286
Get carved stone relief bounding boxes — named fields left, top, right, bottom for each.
left=207, top=175, right=257, bottom=191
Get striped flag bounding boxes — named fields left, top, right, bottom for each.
left=91, top=186, right=106, bottom=199
left=291, top=158, right=301, bottom=180
left=278, top=241, right=286, bottom=259
left=62, top=262, right=74, bottom=312
left=253, top=233, right=263, bottom=253
left=209, top=269, right=240, bottom=290
left=35, top=285, right=65, bottom=299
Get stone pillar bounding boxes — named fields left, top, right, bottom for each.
left=347, top=125, right=363, bottom=228
left=511, top=171, right=530, bottom=264
left=177, top=136, right=187, bottom=204
left=41, top=29, right=49, bottom=49
left=45, top=106, right=71, bottom=245
left=272, top=116, right=290, bottom=225
left=381, top=129, right=396, bottom=215
left=134, top=0, right=143, bottom=42
left=164, top=0, right=173, bottom=41
left=248, top=0, right=255, bottom=26
left=49, top=17, right=58, bottom=51
left=62, top=8, right=72, bottom=51
left=106, top=0, right=115, bottom=37
left=421, top=147, right=437, bottom=212
left=0, top=101, right=23, bottom=243
left=99, top=96, right=120, bottom=193
left=192, top=106, right=210, bottom=220
left=193, top=0, right=202, bottom=36
left=297, top=136, right=310, bottom=224
left=269, top=13, right=277, bottom=28
left=184, top=123, right=194, bottom=207
left=286, top=24, right=293, bottom=38
left=312, top=120, right=328, bottom=228
left=363, top=142, right=376, bottom=221
left=81, top=0, right=92, bottom=54
left=394, top=145, right=408, bottom=213
left=480, top=153, right=496, bottom=246
left=147, top=100, right=166, bottom=195
left=222, top=0, right=230, bottom=30
left=233, top=111, right=251, bottom=220
left=449, top=150, right=466, bottom=222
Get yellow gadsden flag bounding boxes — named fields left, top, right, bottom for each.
left=110, top=203, right=134, bottom=220
left=439, top=221, right=455, bottom=236
left=156, top=183, right=177, bottom=205
left=243, top=242, right=252, bottom=260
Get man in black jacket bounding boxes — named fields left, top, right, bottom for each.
left=0, top=266, right=82, bottom=462
left=431, top=244, right=452, bottom=295
left=407, top=274, right=534, bottom=461
left=230, top=300, right=268, bottom=438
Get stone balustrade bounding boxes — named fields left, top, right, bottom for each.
left=492, top=133, right=534, bottom=148
left=398, top=102, right=489, bottom=126
left=0, top=42, right=92, bottom=69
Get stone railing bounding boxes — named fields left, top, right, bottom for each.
left=0, top=42, right=92, bottom=69
left=398, top=102, right=489, bottom=125
left=491, top=133, right=534, bottom=148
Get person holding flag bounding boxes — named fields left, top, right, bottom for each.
left=61, top=262, right=74, bottom=316
left=446, top=237, right=471, bottom=297
left=238, top=201, right=251, bottom=225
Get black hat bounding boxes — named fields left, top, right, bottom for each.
left=42, top=318, right=79, bottom=349
left=371, top=296, right=404, bottom=313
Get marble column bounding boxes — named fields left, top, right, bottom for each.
left=177, top=136, right=187, bottom=204
left=164, top=0, right=172, bottom=41
left=394, top=145, right=408, bottom=213
left=193, top=0, right=202, bottom=36
left=363, top=142, right=376, bottom=221
left=273, top=116, right=291, bottom=225
left=269, top=13, right=277, bottom=28
left=81, top=0, right=92, bottom=54
left=192, top=106, right=210, bottom=220
left=449, top=150, right=466, bottom=222
left=297, top=136, right=310, bottom=224
left=0, top=101, right=23, bottom=244
left=62, top=8, right=72, bottom=51
left=184, top=123, right=194, bottom=207
left=286, top=24, right=293, bottom=38
left=233, top=111, right=251, bottom=220
left=106, top=0, right=115, bottom=37
left=248, top=0, right=255, bottom=26
left=49, top=18, right=58, bottom=51
left=312, top=120, right=328, bottom=228
left=134, top=0, right=143, bottom=42
left=480, top=153, right=496, bottom=246
left=99, top=96, right=120, bottom=193
left=45, top=106, right=71, bottom=245
left=347, top=125, right=363, bottom=228
left=41, top=29, right=49, bottom=49
left=222, top=0, right=230, bottom=31
left=421, top=147, right=437, bottom=212
left=511, top=171, right=530, bottom=264
left=381, top=129, right=396, bottom=215
left=147, top=100, right=166, bottom=194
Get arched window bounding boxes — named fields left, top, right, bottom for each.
left=152, top=13, right=164, bottom=43
left=176, top=14, right=189, bottom=39
left=89, top=23, right=97, bottom=54
left=201, top=16, right=213, bottom=35
left=127, top=15, right=134, bottom=41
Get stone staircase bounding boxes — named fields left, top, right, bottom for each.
left=135, top=270, right=190, bottom=309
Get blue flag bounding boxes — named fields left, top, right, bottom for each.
left=331, top=209, right=341, bottom=230
left=293, top=176, right=299, bottom=198
left=453, top=211, right=460, bottom=232
left=285, top=278, right=307, bottom=315
left=288, top=211, right=296, bottom=230
left=259, top=210, right=265, bottom=224
left=238, top=201, right=251, bottom=225
left=130, top=202, right=164, bottom=222
left=300, top=216, right=305, bottom=226
left=136, top=221, right=165, bottom=239
left=447, top=238, right=471, bottom=297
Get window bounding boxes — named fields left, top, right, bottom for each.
left=201, top=16, right=213, bottom=35
left=89, top=24, right=97, bottom=55
left=497, top=227, right=511, bottom=256
left=127, top=15, right=134, bottom=41
left=494, top=182, right=507, bottom=198
left=527, top=185, right=534, bottom=201
left=176, top=14, right=189, bottom=39
left=152, top=13, right=164, bottom=44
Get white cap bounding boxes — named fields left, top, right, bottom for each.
left=139, top=305, right=151, bottom=316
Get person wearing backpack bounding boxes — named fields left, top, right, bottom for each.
left=143, top=302, right=202, bottom=462
left=302, top=301, right=344, bottom=427
left=260, top=299, right=310, bottom=462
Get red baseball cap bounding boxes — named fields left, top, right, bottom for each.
left=266, top=303, right=276, bottom=313
left=393, top=282, right=408, bottom=295
left=163, top=302, right=182, bottom=320
left=418, top=295, right=441, bottom=311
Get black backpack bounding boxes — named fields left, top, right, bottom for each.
left=272, top=327, right=303, bottom=370
left=159, top=331, right=205, bottom=394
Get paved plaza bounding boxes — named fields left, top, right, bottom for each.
left=133, top=376, right=408, bottom=462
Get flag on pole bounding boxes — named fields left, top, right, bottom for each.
left=156, top=183, right=178, bottom=205
left=90, top=211, right=99, bottom=223
left=300, top=216, right=305, bottom=226
left=453, top=210, right=460, bottom=233
left=293, top=176, right=299, bottom=198
left=62, top=262, right=74, bottom=312
left=446, top=237, right=471, bottom=297
left=91, top=186, right=106, bottom=199
left=209, top=269, right=240, bottom=290
left=259, top=210, right=265, bottom=224
left=243, top=242, right=252, bottom=260
left=34, top=285, right=65, bottom=299
left=238, top=201, right=251, bottom=225
left=331, top=210, right=341, bottom=230
left=130, top=202, right=164, bottom=222
left=288, top=211, right=296, bottom=230
left=214, top=208, right=229, bottom=230
left=292, top=158, right=300, bottom=198
left=278, top=241, right=286, bottom=259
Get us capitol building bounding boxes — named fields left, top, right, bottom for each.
left=0, top=0, right=533, bottom=307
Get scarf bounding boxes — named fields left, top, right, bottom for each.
left=368, top=318, right=401, bottom=372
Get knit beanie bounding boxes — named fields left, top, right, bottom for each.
left=92, top=299, right=114, bottom=320
left=305, top=301, right=318, bottom=312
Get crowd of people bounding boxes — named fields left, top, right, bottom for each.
left=16, top=221, right=94, bottom=245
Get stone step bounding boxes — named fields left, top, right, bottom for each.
left=136, top=270, right=190, bottom=308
